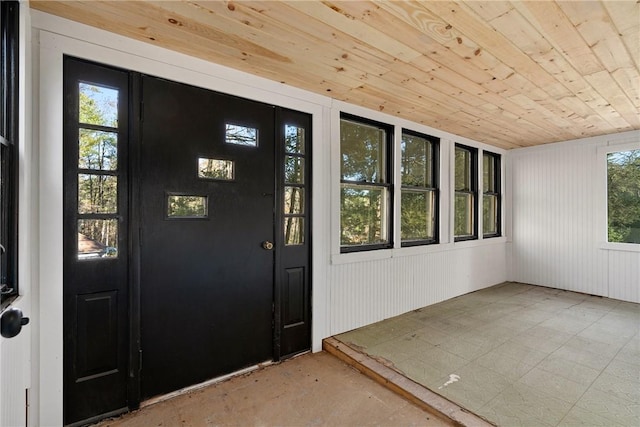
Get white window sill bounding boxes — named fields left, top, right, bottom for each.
left=331, top=236, right=508, bottom=265
left=599, top=242, right=640, bottom=253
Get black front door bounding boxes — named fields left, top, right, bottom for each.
left=139, top=76, right=276, bottom=398
left=63, top=60, right=312, bottom=424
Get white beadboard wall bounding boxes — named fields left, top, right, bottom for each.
left=509, top=131, right=640, bottom=303
left=329, top=243, right=508, bottom=335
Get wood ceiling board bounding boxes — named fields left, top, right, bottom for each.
left=488, top=3, right=633, bottom=132
left=558, top=1, right=636, bottom=72
left=423, top=1, right=563, bottom=90
left=30, top=0, right=640, bottom=149
left=611, top=68, right=640, bottom=109
left=508, top=1, right=604, bottom=76
left=603, top=0, right=640, bottom=70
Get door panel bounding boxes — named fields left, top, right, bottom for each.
left=63, top=58, right=130, bottom=425
left=139, top=76, right=275, bottom=399
left=276, top=109, right=312, bottom=358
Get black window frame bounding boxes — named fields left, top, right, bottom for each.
left=339, top=112, right=393, bottom=253
left=454, top=143, right=478, bottom=242
left=0, top=0, right=19, bottom=309
left=483, top=151, right=502, bottom=238
left=400, top=128, right=439, bottom=247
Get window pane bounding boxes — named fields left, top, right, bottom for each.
left=340, top=185, right=388, bottom=246
left=285, top=156, right=304, bottom=184
left=284, top=186, right=304, bottom=214
left=198, top=158, right=234, bottom=180
left=284, top=217, right=304, bottom=245
left=78, top=219, right=118, bottom=259
left=483, top=153, right=495, bottom=192
left=285, top=125, right=305, bottom=154
left=455, top=147, right=471, bottom=191
left=607, top=149, right=640, bottom=243
left=401, top=134, right=432, bottom=187
left=401, top=190, right=435, bottom=241
left=226, top=124, right=258, bottom=146
left=340, top=119, right=386, bottom=183
left=454, top=192, right=474, bottom=237
left=483, top=195, right=498, bottom=235
left=79, top=129, right=117, bottom=170
left=167, top=195, right=208, bottom=218
left=79, top=83, right=118, bottom=128
left=78, top=174, right=118, bottom=214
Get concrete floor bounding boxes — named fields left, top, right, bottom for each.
left=336, top=282, right=640, bottom=427
left=96, top=352, right=450, bottom=427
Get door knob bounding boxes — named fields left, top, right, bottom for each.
left=262, top=241, right=274, bottom=250
left=1, top=307, right=30, bottom=339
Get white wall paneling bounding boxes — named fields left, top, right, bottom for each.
left=329, top=243, right=508, bottom=335
left=509, top=131, right=640, bottom=302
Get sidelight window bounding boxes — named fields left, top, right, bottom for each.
left=76, top=83, right=121, bottom=259
left=340, top=114, right=393, bottom=252
left=283, top=124, right=306, bottom=245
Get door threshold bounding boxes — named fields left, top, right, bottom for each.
left=141, top=360, right=274, bottom=409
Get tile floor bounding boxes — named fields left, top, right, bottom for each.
left=336, top=282, right=640, bottom=427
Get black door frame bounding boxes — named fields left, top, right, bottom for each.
left=63, top=57, right=312, bottom=423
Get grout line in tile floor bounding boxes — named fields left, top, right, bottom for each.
left=335, top=282, right=640, bottom=427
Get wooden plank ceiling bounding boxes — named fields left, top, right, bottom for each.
left=31, top=1, right=639, bottom=149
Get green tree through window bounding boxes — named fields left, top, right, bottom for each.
left=401, top=130, right=438, bottom=245
left=77, top=83, right=120, bottom=258
left=340, top=115, right=392, bottom=250
left=608, top=149, right=640, bottom=244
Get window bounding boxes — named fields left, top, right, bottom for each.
left=167, top=194, right=208, bottom=218
left=454, top=144, right=477, bottom=241
left=283, top=124, right=307, bottom=245
left=225, top=123, right=258, bottom=147
left=0, top=1, right=19, bottom=307
left=483, top=151, right=501, bottom=238
left=198, top=158, right=234, bottom=181
left=401, top=130, right=438, bottom=246
left=607, top=149, right=640, bottom=244
left=340, top=114, right=393, bottom=252
left=76, top=82, right=121, bottom=259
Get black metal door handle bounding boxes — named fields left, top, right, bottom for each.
left=1, top=307, right=29, bottom=338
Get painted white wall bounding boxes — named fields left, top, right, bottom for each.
left=326, top=101, right=508, bottom=335
left=509, top=131, right=640, bottom=303
left=1, top=3, right=35, bottom=426
left=31, top=10, right=508, bottom=425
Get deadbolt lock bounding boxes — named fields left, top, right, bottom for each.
left=262, top=241, right=274, bottom=250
